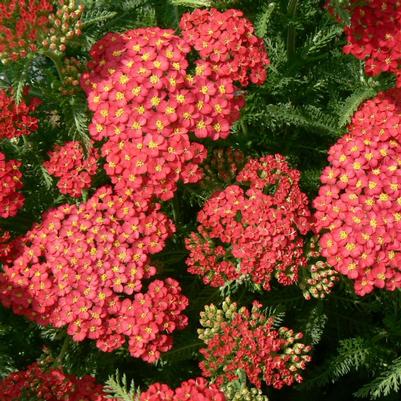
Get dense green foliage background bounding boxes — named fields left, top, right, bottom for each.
left=2, top=0, right=401, bottom=400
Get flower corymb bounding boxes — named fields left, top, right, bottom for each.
left=0, top=362, right=115, bottom=401
left=0, top=186, right=188, bottom=361
left=44, top=141, right=99, bottom=198
left=314, top=89, right=401, bottom=295
left=198, top=298, right=312, bottom=390
left=186, top=154, right=311, bottom=290
left=81, top=12, right=268, bottom=206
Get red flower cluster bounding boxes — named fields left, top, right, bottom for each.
left=314, top=89, right=401, bottom=295
left=0, top=230, right=22, bottom=265
left=0, top=151, right=24, bottom=218
left=44, top=141, right=99, bottom=198
left=140, top=377, right=225, bottom=401
left=0, top=89, right=40, bottom=140
left=328, top=0, right=401, bottom=86
left=198, top=298, right=312, bottom=389
left=180, top=8, right=269, bottom=86
left=0, top=362, right=115, bottom=401
left=0, top=0, right=83, bottom=62
left=0, top=186, right=188, bottom=362
left=186, top=154, right=311, bottom=290
left=81, top=13, right=267, bottom=205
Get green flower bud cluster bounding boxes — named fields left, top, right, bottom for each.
left=300, top=237, right=339, bottom=300
left=223, top=380, right=269, bottom=401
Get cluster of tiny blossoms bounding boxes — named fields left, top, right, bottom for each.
left=186, top=154, right=311, bottom=290
left=0, top=89, right=40, bottom=140
left=0, top=186, right=188, bottom=362
left=314, top=89, right=401, bottom=295
left=0, top=230, right=22, bottom=265
left=299, top=237, right=339, bottom=300
left=44, top=141, right=99, bottom=198
left=140, top=378, right=225, bottom=401
left=222, top=381, right=269, bottom=401
left=198, top=298, right=312, bottom=389
left=180, top=8, right=269, bottom=87
left=0, top=362, right=116, bottom=401
left=81, top=11, right=267, bottom=205
left=327, top=0, right=401, bottom=86
left=0, top=0, right=83, bottom=63
left=0, top=151, right=24, bottom=218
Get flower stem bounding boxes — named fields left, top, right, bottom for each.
left=287, top=0, right=299, bottom=60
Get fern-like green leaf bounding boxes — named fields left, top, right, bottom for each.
left=338, top=87, right=376, bottom=128
left=104, top=370, right=139, bottom=401
left=255, top=2, right=276, bottom=38
left=81, top=10, right=118, bottom=28
left=354, top=357, right=401, bottom=399
left=301, top=24, right=343, bottom=58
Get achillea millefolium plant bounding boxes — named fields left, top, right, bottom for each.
left=2, top=1, right=401, bottom=401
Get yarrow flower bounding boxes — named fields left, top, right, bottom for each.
left=81, top=13, right=268, bottom=205
left=186, top=154, right=311, bottom=290
left=314, top=89, right=401, bottom=295
left=140, top=377, right=225, bottom=401
left=0, top=0, right=84, bottom=63
left=0, top=88, right=40, bottom=140
left=44, top=141, right=99, bottom=198
left=0, top=362, right=115, bottom=401
left=326, top=0, right=401, bottom=86
left=0, top=151, right=24, bottom=218
left=0, top=186, right=188, bottom=361
left=180, top=8, right=269, bottom=86
left=198, top=298, right=312, bottom=389
left=0, top=230, right=22, bottom=265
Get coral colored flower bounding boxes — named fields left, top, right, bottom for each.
left=327, top=0, right=401, bottom=86
left=44, top=141, right=99, bottom=198
left=186, top=154, right=312, bottom=290
left=0, top=0, right=83, bottom=62
left=0, top=186, right=188, bottom=360
left=0, top=362, right=115, bottom=401
left=140, top=377, right=225, bottom=401
left=82, top=18, right=267, bottom=205
left=0, top=151, right=24, bottom=218
left=314, top=89, right=401, bottom=295
left=180, top=8, right=269, bottom=86
left=198, top=298, right=311, bottom=390
left=0, top=88, right=40, bottom=139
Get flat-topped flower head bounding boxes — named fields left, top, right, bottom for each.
left=0, top=0, right=83, bottom=62
left=314, top=89, right=401, bottom=295
left=0, top=186, right=188, bottom=361
left=327, top=0, right=401, bottom=86
left=82, top=18, right=267, bottom=206
left=186, top=154, right=312, bottom=290
left=0, top=362, right=116, bottom=401
left=44, top=141, right=99, bottom=198
left=198, top=298, right=311, bottom=389
left=140, top=377, right=225, bottom=401
left=0, top=88, right=40, bottom=140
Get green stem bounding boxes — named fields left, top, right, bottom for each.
left=286, top=0, right=299, bottom=60
left=42, top=51, right=64, bottom=81
left=169, top=0, right=211, bottom=7
left=56, top=336, right=70, bottom=363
